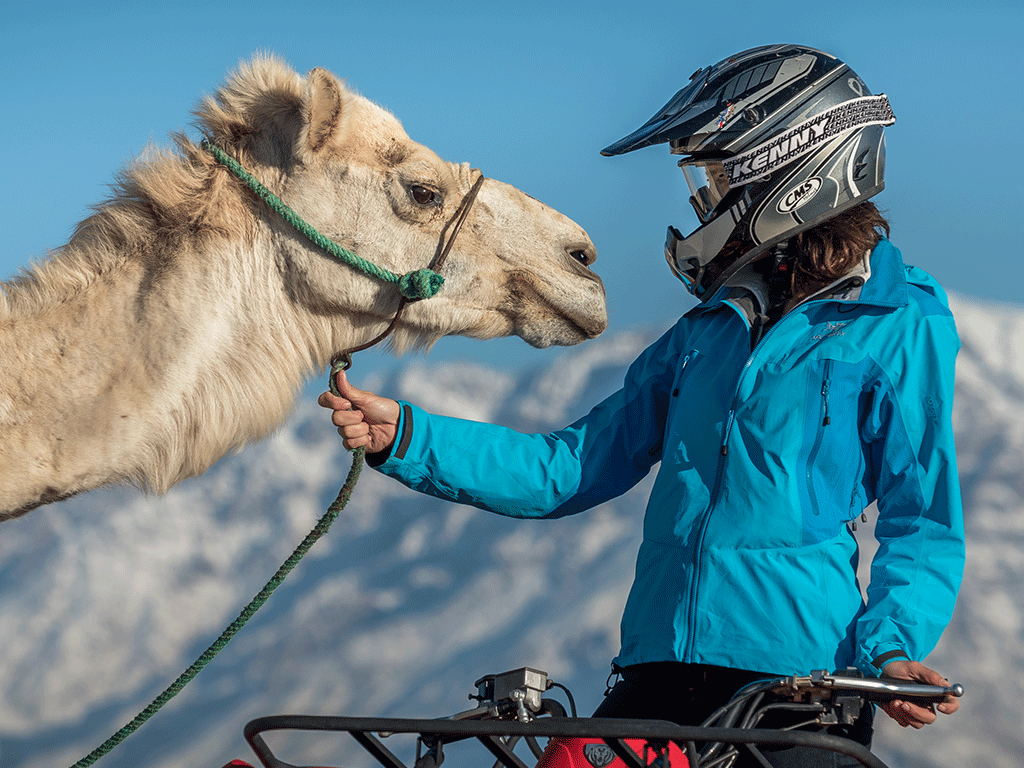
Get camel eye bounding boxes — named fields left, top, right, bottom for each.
left=571, top=249, right=592, bottom=266
left=409, top=184, right=439, bottom=206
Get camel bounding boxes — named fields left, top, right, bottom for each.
left=0, top=55, right=607, bottom=520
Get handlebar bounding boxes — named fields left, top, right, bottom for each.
left=771, top=670, right=964, bottom=703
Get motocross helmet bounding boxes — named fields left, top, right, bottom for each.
left=602, top=44, right=895, bottom=300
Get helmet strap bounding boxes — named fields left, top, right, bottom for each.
left=766, top=244, right=795, bottom=323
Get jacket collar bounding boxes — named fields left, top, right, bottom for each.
left=697, top=238, right=909, bottom=328
left=857, top=238, right=909, bottom=309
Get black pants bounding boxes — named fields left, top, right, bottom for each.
left=592, top=663, right=874, bottom=768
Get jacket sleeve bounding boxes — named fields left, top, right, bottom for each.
left=854, top=296, right=965, bottom=674
left=370, top=325, right=682, bottom=519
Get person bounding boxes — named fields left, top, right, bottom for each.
left=319, top=44, right=964, bottom=766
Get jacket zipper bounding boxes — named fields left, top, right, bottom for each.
left=720, top=411, right=736, bottom=455
left=684, top=298, right=838, bottom=663
left=679, top=350, right=698, bottom=381
left=671, top=351, right=699, bottom=401
left=821, top=359, right=833, bottom=426
left=685, top=326, right=771, bottom=660
left=805, top=359, right=834, bottom=519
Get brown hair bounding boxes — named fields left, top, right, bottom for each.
left=790, top=202, right=890, bottom=295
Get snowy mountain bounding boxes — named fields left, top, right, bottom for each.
left=0, top=294, right=1020, bottom=768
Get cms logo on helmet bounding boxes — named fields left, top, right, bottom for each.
left=777, top=177, right=823, bottom=214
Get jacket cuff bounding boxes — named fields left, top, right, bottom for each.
left=854, top=643, right=910, bottom=676
left=871, top=649, right=911, bottom=672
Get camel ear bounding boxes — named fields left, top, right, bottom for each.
left=305, top=67, right=345, bottom=153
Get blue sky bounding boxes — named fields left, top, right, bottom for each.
left=3, top=0, right=1019, bottom=374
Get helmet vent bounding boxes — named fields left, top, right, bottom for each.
left=716, top=60, right=784, bottom=103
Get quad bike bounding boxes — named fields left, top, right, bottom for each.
left=227, top=666, right=962, bottom=768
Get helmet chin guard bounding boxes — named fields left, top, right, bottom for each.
left=603, top=44, right=895, bottom=300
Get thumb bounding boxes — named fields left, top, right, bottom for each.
left=333, top=369, right=401, bottom=424
left=333, top=369, right=365, bottom=404
left=917, top=666, right=951, bottom=687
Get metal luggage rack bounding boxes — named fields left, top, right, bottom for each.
left=242, top=667, right=962, bottom=768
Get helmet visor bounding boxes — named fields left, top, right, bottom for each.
left=679, top=159, right=731, bottom=223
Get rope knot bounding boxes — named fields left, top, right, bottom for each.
left=399, top=268, right=445, bottom=299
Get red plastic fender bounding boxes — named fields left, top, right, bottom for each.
left=536, top=737, right=689, bottom=768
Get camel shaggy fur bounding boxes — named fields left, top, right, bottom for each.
left=0, top=55, right=607, bottom=519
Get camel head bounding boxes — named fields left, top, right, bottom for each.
left=195, top=56, right=608, bottom=355
left=0, top=56, right=610, bottom=519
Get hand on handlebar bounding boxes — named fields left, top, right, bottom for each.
left=879, top=660, right=959, bottom=729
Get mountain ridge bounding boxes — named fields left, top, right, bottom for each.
left=0, top=292, right=1019, bottom=768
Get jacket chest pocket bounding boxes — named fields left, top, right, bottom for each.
left=659, top=346, right=744, bottom=485
left=801, top=357, right=867, bottom=543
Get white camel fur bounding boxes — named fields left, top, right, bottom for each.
left=0, top=55, right=607, bottom=519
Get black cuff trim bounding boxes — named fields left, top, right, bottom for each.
left=365, top=447, right=389, bottom=468
left=394, top=403, right=413, bottom=460
left=872, top=650, right=910, bottom=670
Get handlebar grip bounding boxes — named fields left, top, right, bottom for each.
left=828, top=675, right=964, bottom=701
left=876, top=677, right=964, bottom=700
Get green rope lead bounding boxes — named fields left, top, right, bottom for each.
left=69, top=362, right=364, bottom=768
left=201, top=140, right=444, bottom=300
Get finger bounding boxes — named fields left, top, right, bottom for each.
left=882, top=700, right=921, bottom=729
left=341, top=432, right=369, bottom=450
left=318, top=390, right=351, bottom=410
left=332, top=409, right=364, bottom=428
left=900, top=700, right=937, bottom=727
left=340, top=422, right=369, bottom=440
left=937, top=695, right=960, bottom=715
left=909, top=664, right=949, bottom=687
left=883, top=700, right=908, bottom=727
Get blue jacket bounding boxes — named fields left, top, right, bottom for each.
left=372, top=239, right=965, bottom=677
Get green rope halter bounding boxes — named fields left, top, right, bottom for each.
left=68, top=361, right=362, bottom=768
left=201, top=140, right=444, bottom=300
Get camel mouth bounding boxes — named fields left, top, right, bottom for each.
left=500, top=270, right=608, bottom=347
left=557, top=314, right=608, bottom=345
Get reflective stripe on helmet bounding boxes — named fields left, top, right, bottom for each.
left=722, top=95, right=895, bottom=187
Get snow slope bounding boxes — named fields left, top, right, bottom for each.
left=0, top=296, right=1019, bottom=768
